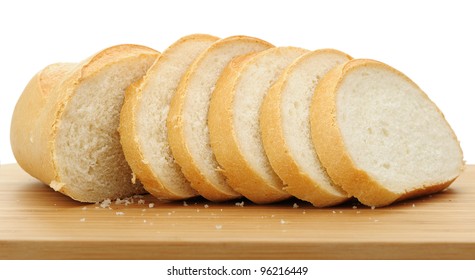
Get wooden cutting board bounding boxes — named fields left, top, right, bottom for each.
left=0, top=163, right=474, bottom=260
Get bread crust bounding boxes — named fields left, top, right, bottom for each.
left=311, top=59, right=464, bottom=207
left=260, top=49, right=352, bottom=207
left=119, top=34, right=218, bottom=200
left=167, top=36, right=273, bottom=202
left=11, top=45, right=159, bottom=202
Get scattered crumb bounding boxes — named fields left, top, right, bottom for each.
left=371, top=206, right=376, bottom=210
left=196, top=209, right=200, bottom=212
left=167, top=212, right=172, bottom=216
left=352, top=206, right=357, bottom=209
left=148, top=203, right=155, bottom=208
left=133, top=194, right=144, bottom=199
left=142, top=209, right=146, bottom=212
left=412, top=204, right=416, bottom=208
left=235, top=201, right=245, bottom=207
left=183, top=201, right=188, bottom=207
left=131, top=172, right=136, bottom=184
left=220, top=209, right=223, bottom=212
left=79, top=218, right=86, bottom=222
left=100, top=199, right=111, bottom=208
left=82, top=206, right=87, bottom=210
left=339, top=211, right=343, bottom=214
left=143, top=220, right=147, bottom=223
left=115, top=197, right=133, bottom=205
left=95, top=206, right=99, bottom=209
left=302, top=210, right=306, bottom=214
left=332, top=211, right=336, bottom=214
left=280, top=219, right=286, bottom=224
left=215, top=225, right=222, bottom=230
left=116, top=212, right=125, bottom=216
left=204, top=204, right=209, bottom=208
left=138, top=199, right=145, bottom=205
left=293, top=203, right=299, bottom=208
left=356, top=211, right=361, bottom=214
left=374, top=219, right=379, bottom=222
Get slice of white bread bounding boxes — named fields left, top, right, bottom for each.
left=119, top=34, right=219, bottom=200
left=260, top=49, right=352, bottom=207
left=311, top=59, right=464, bottom=207
left=209, top=47, right=309, bottom=204
left=167, top=36, right=274, bottom=202
left=11, top=45, right=159, bottom=202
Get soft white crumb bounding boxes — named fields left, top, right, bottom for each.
left=352, top=206, right=357, bottom=209
left=412, top=204, right=416, bottom=208
left=332, top=211, right=336, bottom=214
left=293, top=203, right=299, bottom=209
left=115, top=212, right=125, bottom=216
left=371, top=206, right=376, bottom=210
left=82, top=206, right=87, bottom=210
left=168, top=212, right=172, bottom=216
left=100, top=199, right=111, bottom=208
left=339, top=211, right=343, bottom=214
left=142, top=209, right=146, bottom=212
left=302, top=210, right=306, bottom=214
left=374, top=219, right=379, bottom=222
left=148, top=203, right=155, bottom=208
left=79, top=218, right=86, bottom=222
left=215, top=225, right=222, bottom=230
left=143, top=220, right=147, bottom=223
left=280, top=219, right=286, bottom=224
left=356, top=211, right=361, bottom=214
left=196, top=209, right=200, bottom=212
left=183, top=201, right=188, bottom=207
left=138, top=199, right=145, bottom=205
left=204, top=204, right=209, bottom=208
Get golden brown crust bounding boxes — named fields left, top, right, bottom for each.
left=119, top=35, right=218, bottom=200
left=167, top=36, right=274, bottom=202
left=260, top=49, right=352, bottom=207
left=11, top=45, right=159, bottom=202
left=311, top=59, right=463, bottom=207
left=11, top=63, right=76, bottom=184
left=209, top=49, right=303, bottom=204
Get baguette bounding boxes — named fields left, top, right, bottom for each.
left=209, top=47, right=308, bottom=203
left=310, top=59, right=464, bottom=207
left=119, top=34, right=219, bottom=200
left=260, top=49, right=352, bottom=207
left=11, top=45, right=159, bottom=202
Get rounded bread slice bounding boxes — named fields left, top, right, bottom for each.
left=11, top=45, right=159, bottom=202
left=209, top=47, right=309, bottom=204
left=260, top=49, right=352, bottom=207
left=119, top=34, right=219, bottom=200
left=167, top=35, right=273, bottom=202
left=310, top=59, right=464, bottom=207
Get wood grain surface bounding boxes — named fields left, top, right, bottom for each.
left=0, top=164, right=474, bottom=260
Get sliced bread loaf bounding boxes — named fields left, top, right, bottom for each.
left=119, top=34, right=219, bottom=200
left=11, top=45, right=159, bottom=202
left=167, top=36, right=273, bottom=202
left=260, top=49, right=352, bottom=207
left=311, top=59, right=464, bottom=207
left=208, top=47, right=309, bottom=204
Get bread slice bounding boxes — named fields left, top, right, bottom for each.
left=167, top=36, right=273, bottom=202
left=209, top=47, right=309, bottom=204
left=119, top=34, right=219, bottom=200
left=11, top=45, right=159, bottom=202
left=260, top=49, right=352, bottom=207
left=311, top=59, right=464, bottom=207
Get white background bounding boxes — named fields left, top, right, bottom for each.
left=1, top=0, right=474, bottom=164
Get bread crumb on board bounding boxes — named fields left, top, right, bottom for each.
left=215, top=225, right=222, bottom=230
left=115, top=211, right=125, bottom=216
left=280, top=219, right=286, bottom=224
left=100, top=199, right=111, bottom=208
left=235, top=201, right=245, bottom=207
left=293, top=203, right=299, bottom=208
left=183, top=201, right=188, bottom=207
left=79, top=218, right=86, bottom=222
left=148, top=203, right=155, bottom=208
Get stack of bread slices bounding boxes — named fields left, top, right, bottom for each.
left=11, top=34, right=464, bottom=207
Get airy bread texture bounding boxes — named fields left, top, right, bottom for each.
left=11, top=45, right=159, bottom=202
left=260, top=49, right=352, bottom=207
left=209, top=47, right=309, bottom=204
left=311, top=59, right=464, bottom=207
left=119, top=34, right=219, bottom=200
left=167, top=36, right=273, bottom=202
